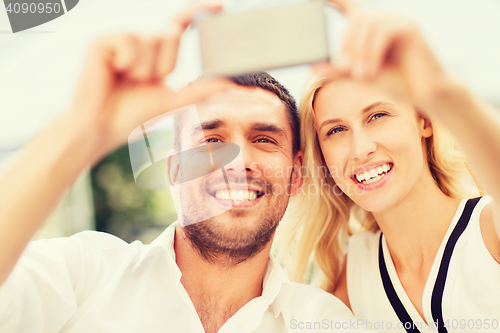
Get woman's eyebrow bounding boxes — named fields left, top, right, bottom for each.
left=317, top=101, right=395, bottom=132
left=318, top=118, right=342, bottom=132
left=362, top=101, right=394, bottom=113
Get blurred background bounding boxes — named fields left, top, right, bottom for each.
left=1, top=0, right=499, bottom=243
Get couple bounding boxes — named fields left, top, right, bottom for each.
left=1, top=1, right=499, bottom=333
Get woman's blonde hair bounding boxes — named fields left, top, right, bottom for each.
left=274, top=75, right=483, bottom=293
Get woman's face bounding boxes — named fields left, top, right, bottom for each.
left=313, top=80, right=433, bottom=213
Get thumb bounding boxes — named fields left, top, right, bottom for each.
left=132, top=77, right=232, bottom=124
left=168, top=78, right=232, bottom=110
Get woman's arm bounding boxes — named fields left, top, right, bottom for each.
left=0, top=3, right=229, bottom=287
left=425, top=82, right=500, bottom=262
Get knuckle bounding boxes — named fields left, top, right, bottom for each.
left=164, top=25, right=182, bottom=43
left=121, top=33, right=140, bottom=48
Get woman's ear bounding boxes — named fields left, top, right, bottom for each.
left=415, top=107, right=433, bottom=139
left=421, top=116, right=433, bottom=138
left=414, top=106, right=433, bottom=138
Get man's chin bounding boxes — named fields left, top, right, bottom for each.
left=182, top=215, right=277, bottom=264
left=195, top=214, right=270, bottom=245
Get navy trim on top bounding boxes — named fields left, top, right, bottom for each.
left=430, top=197, right=481, bottom=332
left=379, top=235, right=421, bottom=333
left=378, top=197, right=481, bottom=333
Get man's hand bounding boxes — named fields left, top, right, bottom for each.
left=0, top=2, right=229, bottom=287
left=69, top=3, right=229, bottom=160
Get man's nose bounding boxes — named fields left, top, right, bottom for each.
left=349, top=129, right=377, bottom=161
left=222, top=140, right=253, bottom=174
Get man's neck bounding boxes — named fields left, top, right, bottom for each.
left=174, top=225, right=272, bottom=333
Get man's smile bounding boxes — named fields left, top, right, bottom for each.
left=209, top=184, right=265, bottom=208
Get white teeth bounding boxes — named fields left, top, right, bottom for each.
left=355, top=163, right=392, bottom=185
left=247, top=192, right=257, bottom=201
left=214, top=190, right=257, bottom=201
left=363, top=171, right=371, bottom=181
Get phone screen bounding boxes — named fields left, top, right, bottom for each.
left=197, top=1, right=329, bottom=77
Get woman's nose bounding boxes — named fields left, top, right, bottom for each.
left=349, top=130, right=377, bottom=161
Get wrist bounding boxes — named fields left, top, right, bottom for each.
left=421, top=75, right=471, bottom=118
left=56, top=111, right=110, bottom=166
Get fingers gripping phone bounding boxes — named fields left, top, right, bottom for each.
left=197, top=1, right=329, bottom=77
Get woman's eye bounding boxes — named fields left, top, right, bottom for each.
left=326, top=127, right=345, bottom=136
left=370, top=112, right=387, bottom=121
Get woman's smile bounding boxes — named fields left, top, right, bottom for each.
left=351, top=162, right=393, bottom=191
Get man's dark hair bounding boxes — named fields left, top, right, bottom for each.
left=228, top=72, right=300, bottom=156
left=174, top=72, right=300, bottom=156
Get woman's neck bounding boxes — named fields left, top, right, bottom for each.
left=373, top=169, right=461, bottom=273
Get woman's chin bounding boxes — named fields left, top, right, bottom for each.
left=351, top=194, right=396, bottom=214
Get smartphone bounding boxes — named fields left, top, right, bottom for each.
left=197, top=1, right=329, bottom=77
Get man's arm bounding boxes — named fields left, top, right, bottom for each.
left=0, top=113, right=101, bottom=287
left=0, top=3, right=229, bottom=287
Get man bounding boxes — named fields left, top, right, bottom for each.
left=0, top=4, right=371, bottom=333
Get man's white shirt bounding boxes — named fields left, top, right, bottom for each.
left=0, top=222, right=373, bottom=332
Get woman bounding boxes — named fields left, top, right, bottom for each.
left=277, top=0, right=500, bottom=331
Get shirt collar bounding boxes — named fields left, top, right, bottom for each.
left=151, top=222, right=293, bottom=317
left=262, top=255, right=294, bottom=318
left=150, top=222, right=180, bottom=279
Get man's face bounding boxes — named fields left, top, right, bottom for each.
left=171, top=85, right=302, bottom=261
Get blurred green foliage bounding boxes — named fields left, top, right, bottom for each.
left=90, top=145, right=177, bottom=244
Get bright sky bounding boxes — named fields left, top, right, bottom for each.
left=0, top=0, right=499, bottom=153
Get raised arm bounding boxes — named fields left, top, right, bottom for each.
left=318, top=0, right=500, bottom=260
left=0, top=3, right=229, bottom=287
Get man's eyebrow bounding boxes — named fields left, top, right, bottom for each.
left=250, top=122, right=288, bottom=139
left=190, top=119, right=226, bottom=137
left=317, top=101, right=394, bottom=132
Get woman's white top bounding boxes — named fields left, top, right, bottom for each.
left=347, top=196, right=500, bottom=333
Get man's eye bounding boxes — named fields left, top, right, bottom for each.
left=205, top=137, right=221, bottom=143
left=326, top=127, right=345, bottom=137
left=255, top=137, right=276, bottom=144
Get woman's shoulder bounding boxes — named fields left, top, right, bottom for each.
left=348, top=230, right=382, bottom=253
left=468, top=195, right=500, bottom=264
left=346, top=230, right=382, bottom=274
left=345, top=230, right=384, bottom=315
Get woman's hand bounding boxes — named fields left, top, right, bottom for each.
left=69, top=3, right=229, bottom=161
left=320, top=0, right=500, bottom=261
left=318, top=0, right=456, bottom=105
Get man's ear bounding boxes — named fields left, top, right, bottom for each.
left=289, top=150, right=304, bottom=197
left=166, top=149, right=180, bottom=195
